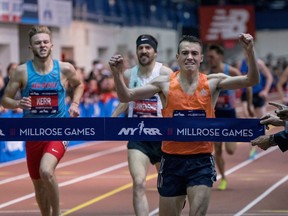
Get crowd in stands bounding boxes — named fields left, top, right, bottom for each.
left=0, top=51, right=287, bottom=118
left=65, top=59, right=121, bottom=118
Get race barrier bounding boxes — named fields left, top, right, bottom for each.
left=0, top=100, right=121, bottom=162
left=0, top=117, right=265, bottom=142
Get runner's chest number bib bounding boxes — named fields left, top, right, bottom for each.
left=132, top=96, right=158, bottom=117
left=30, top=90, right=59, bottom=114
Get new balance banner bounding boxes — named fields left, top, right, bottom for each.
left=199, top=5, right=255, bottom=43
left=0, top=117, right=264, bottom=142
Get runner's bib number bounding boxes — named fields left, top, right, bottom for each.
left=30, top=90, right=59, bottom=114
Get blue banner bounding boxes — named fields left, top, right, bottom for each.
left=0, top=117, right=264, bottom=142
left=0, top=141, right=26, bottom=163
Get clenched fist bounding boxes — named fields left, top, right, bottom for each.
left=239, top=33, right=254, bottom=51
left=109, top=55, right=125, bottom=77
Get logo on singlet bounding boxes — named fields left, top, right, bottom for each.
left=200, top=88, right=208, bottom=96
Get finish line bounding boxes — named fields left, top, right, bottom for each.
left=0, top=117, right=265, bottom=142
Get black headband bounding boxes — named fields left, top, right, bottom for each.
left=136, top=34, right=158, bottom=52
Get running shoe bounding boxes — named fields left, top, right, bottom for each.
left=249, top=147, right=257, bottom=160
left=217, top=179, right=227, bottom=190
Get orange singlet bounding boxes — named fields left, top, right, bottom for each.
left=161, top=71, right=215, bottom=155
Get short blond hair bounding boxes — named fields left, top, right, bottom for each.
left=28, top=25, right=52, bottom=44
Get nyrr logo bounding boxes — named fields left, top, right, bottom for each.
left=118, top=121, right=162, bottom=136
left=206, top=8, right=249, bottom=41
left=0, top=129, right=5, bottom=136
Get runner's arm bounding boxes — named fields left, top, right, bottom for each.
left=1, top=65, right=28, bottom=109
left=111, top=102, right=128, bottom=117
left=214, top=33, right=259, bottom=90
left=109, top=55, right=161, bottom=102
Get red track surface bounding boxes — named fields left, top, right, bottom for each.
left=0, top=93, right=287, bottom=216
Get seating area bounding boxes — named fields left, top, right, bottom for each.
left=72, top=0, right=288, bottom=30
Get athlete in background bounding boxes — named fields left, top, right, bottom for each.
left=238, top=53, right=273, bottom=159
left=205, top=44, right=243, bottom=190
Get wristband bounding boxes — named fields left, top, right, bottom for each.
left=72, top=101, right=79, bottom=105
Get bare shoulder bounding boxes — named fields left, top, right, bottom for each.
left=160, top=65, right=173, bottom=75
left=59, top=61, right=75, bottom=70
left=16, top=63, right=26, bottom=73
left=12, top=63, right=27, bottom=80
left=257, top=58, right=268, bottom=69
left=257, top=58, right=265, bottom=65
left=59, top=61, right=76, bottom=78
left=151, top=73, right=170, bottom=85
left=123, top=68, right=132, bottom=80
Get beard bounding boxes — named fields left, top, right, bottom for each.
left=33, top=48, right=51, bottom=59
left=138, top=54, right=153, bottom=66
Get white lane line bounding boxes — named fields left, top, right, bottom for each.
left=0, top=209, right=40, bottom=214
left=0, top=162, right=128, bottom=209
left=59, top=162, right=128, bottom=187
left=234, top=175, right=288, bottom=216
left=0, top=143, right=280, bottom=212
left=0, top=159, right=26, bottom=168
left=217, top=146, right=277, bottom=180
left=148, top=146, right=277, bottom=216
left=58, top=145, right=126, bottom=168
left=0, top=144, right=126, bottom=185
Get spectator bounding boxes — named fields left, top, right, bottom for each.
left=251, top=102, right=288, bottom=152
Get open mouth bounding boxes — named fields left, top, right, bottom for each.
left=140, top=55, right=149, bottom=59
left=185, top=62, right=194, bottom=66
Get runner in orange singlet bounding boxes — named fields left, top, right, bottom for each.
left=109, top=33, right=259, bottom=216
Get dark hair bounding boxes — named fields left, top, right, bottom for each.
left=177, top=35, right=202, bottom=54
left=6, top=63, right=17, bottom=74
left=208, top=44, right=224, bottom=56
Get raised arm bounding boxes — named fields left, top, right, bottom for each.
left=215, top=33, right=259, bottom=90
left=109, top=54, right=161, bottom=102
left=240, top=33, right=259, bottom=87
